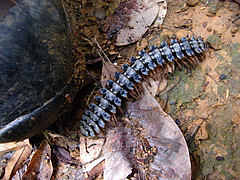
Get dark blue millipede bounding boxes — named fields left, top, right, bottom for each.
left=79, top=36, right=208, bottom=137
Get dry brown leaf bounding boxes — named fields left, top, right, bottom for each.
left=22, top=140, right=52, bottom=180
left=104, top=151, right=132, bottom=180
left=101, top=60, right=119, bottom=87
left=102, top=128, right=132, bottom=180
left=102, top=0, right=167, bottom=46
left=152, top=0, right=167, bottom=28
left=2, top=139, right=32, bottom=180
left=80, top=136, right=105, bottom=168
left=0, top=139, right=30, bottom=156
left=125, top=83, right=191, bottom=179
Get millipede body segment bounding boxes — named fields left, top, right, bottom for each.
left=79, top=36, right=208, bottom=137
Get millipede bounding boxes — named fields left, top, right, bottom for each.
left=79, top=36, right=208, bottom=137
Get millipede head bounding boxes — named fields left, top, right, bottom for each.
left=198, top=36, right=208, bottom=51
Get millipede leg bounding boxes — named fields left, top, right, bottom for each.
left=165, top=63, right=174, bottom=74
left=180, top=59, right=191, bottom=69
left=129, top=89, right=139, bottom=100
left=156, top=68, right=164, bottom=81
left=197, top=53, right=205, bottom=60
left=190, top=55, right=199, bottom=67
left=117, top=105, right=124, bottom=115
left=169, top=62, right=175, bottom=74
left=174, top=58, right=183, bottom=70
left=110, top=114, right=117, bottom=126
left=135, top=83, right=144, bottom=96
left=141, top=75, right=151, bottom=86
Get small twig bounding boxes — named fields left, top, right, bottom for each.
left=86, top=85, right=99, bottom=106
left=232, top=15, right=240, bottom=23
left=11, top=0, right=17, bottom=4
left=85, top=69, right=101, bottom=87
left=94, top=38, right=112, bottom=63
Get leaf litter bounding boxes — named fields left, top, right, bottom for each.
left=102, top=0, right=167, bottom=46
left=22, top=140, right=52, bottom=180
left=1, top=139, right=32, bottom=180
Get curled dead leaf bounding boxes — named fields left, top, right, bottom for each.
left=124, top=83, right=191, bottom=179
left=102, top=0, right=167, bottom=46
left=22, top=140, right=52, bottom=180
left=2, top=139, right=32, bottom=180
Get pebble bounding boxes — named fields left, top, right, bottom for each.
left=231, top=26, right=239, bottom=34
left=219, top=74, right=227, bottom=80
left=215, top=156, right=225, bottom=161
left=110, top=44, right=115, bottom=50
left=207, top=34, right=223, bottom=50
left=207, top=26, right=212, bottom=32
left=175, top=2, right=188, bottom=13
left=187, top=0, right=198, bottom=6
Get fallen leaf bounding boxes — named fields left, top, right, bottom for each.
left=103, top=128, right=132, bottom=180
left=53, top=145, right=78, bottom=165
left=104, top=151, right=132, bottom=180
left=79, top=136, right=105, bottom=167
left=22, top=140, right=53, bottom=180
left=2, top=139, right=32, bottom=180
left=125, top=82, right=191, bottom=179
left=101, top=60, right=119, bottom=87
left=0, top=139, right=30, bottom=156
left=102, top=0, right=167, bottom=46
left=152, top=0, right=168, bottom=28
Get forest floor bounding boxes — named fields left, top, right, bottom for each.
left=69, top=0, right=240, bottom=179
left=1, top=0, right=239, bottom=179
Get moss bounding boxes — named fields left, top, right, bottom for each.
left=198, top=102, right=239, bottom=179
left=230, top=43, right=240, bottom=69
